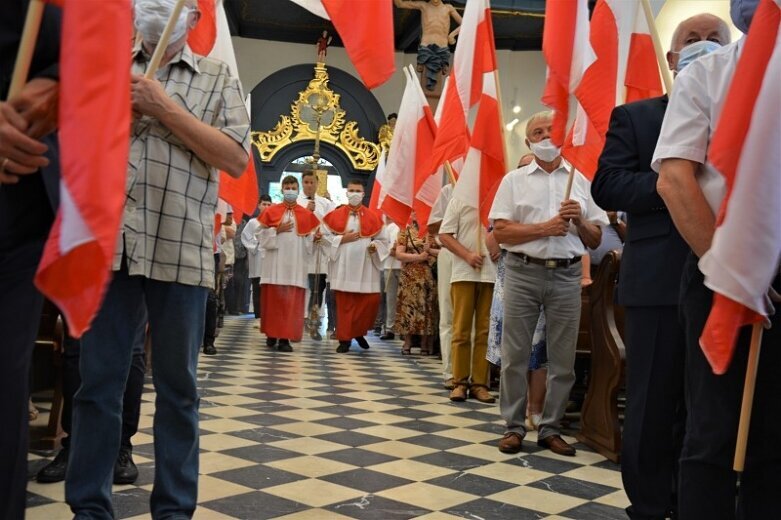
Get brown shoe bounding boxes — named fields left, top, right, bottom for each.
left=537, top=434, right=576, bottom=456
left=498, top=432, right=523, bottom=454
left=449, top=384, right=468, bottom=402
left=443, top=378, right=455, bottom=390
left=469, top=385, right=496, bottom=403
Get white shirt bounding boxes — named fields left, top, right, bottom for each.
left=440, top=197, right=497, bottom=283
left=652, top=39, right=745, bottom=214
left=258, top=210, right=313, bottom=289
left=489, top=160, right=608, bottom=258
left=323, top=212, right=390, bottom=293
left=298, top=194, right=335, bottom=274
left=384, top=222, right=402, bottom=270
left=221, top=221, right=236, bottom=266
left=428, top=183, right=454, bottom=225
left=241, top=218, right=263, bottom=279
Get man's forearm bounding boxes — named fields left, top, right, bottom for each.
left=576, top=222, right=602, bottom=250
left=157, top=101, right=248, bottom=178
left=657, top=158, right=715, bottom=257
left=439, top=233, right=473, bottom=261
left=493, top=221, right=547, bottom=245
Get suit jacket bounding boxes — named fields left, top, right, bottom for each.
left=591, top=96, right=690, bottom=307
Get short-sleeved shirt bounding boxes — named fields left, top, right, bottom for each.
left=440, top=197, right=497, bottom=283
left=428, top=183, right=454, bottom=225
left=652, top=39, right=745, bottom=214
left=117, top=44, right=251, bottom=288
left=489, top=160, right=608, bottom=258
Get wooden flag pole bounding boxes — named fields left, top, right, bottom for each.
left=563, top=164, right=576, bottom=200
left=733, top=322, right=764, bottom=472
left=443, top=160, right=457, bottom=185
left=492, top=69, right=510, bottom=171
left=640, top=0, right=674, bottom=95
left=7, top=0, right=45, bottom=100
left=145, top=0, right=188, bottom=79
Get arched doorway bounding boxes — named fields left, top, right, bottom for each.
left=249, top=64, right=386, bottom=200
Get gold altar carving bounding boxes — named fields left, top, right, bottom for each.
left=251, top=63, right=381, bottom=172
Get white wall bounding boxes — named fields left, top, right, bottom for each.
left=231, top=2, right=738, bottom=172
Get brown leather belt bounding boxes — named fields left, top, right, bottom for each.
left=511, top=252, right=582, bottom=269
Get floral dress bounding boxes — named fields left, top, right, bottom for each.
left=487, top=252, right=548, bottom=368
left=393, top=227, right=439, bottom=335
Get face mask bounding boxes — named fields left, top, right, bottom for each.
left=529, top=138, right=560, bottom=163
left=731, top=0, right=760, bottom=34
left=675, top=40, right=722, bottom=72
left=283, top=189, right=298, bottom=203
left=134, top=0, right=193, bottom=45
left=347, top=192, right=364, bottom=207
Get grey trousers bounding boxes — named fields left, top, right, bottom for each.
left=385, top=268, right=400, bottom=332
left=500, top=253, right=582, bottom=440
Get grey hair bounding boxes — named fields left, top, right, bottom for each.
left=525, top=111, right=554, bottom=138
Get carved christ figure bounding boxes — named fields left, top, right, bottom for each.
left=394, top=0, right=463, bottom=91
left=317, top=30, right=332, bottom=63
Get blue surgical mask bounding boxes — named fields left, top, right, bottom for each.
left=731, top=0, right=760, bottom=34
left=283, top=189, right=298, bottom=203
left=675, top=40, right=722, bottom=72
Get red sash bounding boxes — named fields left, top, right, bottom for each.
left=323, top=205, right=383, bottom=238
left=259, top=203, right=320, bottom=236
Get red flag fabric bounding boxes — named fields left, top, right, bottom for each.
left=560, top=0, right=663, bottom=179
left=34, top=0, right=132, bottom=337
left=541, top=0, right=592, bottom=146
left=289, top=0, right=395, bottom=89
left=450, top=0, right=505, bottom=226
left=698, top=0, right=781, bottom=374
left=381, top=66, right=438, bottom=227
left=188, top=0, right=217, bottom=55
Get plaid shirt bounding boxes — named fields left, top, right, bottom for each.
left=115, top=44, right=250, bottom=288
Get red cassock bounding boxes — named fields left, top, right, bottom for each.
left=334, top=291, right=381, bottom=341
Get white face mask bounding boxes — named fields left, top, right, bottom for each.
left=134, top=0, right=193, bottom=45
left=283, top=189, right=298, bottom=203
left=529, top=138, right=561, bottom=163
left=347, top=192, right=364, bottom=207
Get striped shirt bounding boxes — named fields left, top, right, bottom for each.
left=115, top=44, right=250, bottom=288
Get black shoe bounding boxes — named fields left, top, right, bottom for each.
left=37, top=448, right=69, bottom=483
left=311, top=331, right=322, bottom=341
left=217, top=316, right=224, bottom=328
left=379, top=332, right=395, bottom=341
left=373, top=327, right=382, bottom=336
left=355, top=336, right=370, bottom=350
left=266, top=337, right=277, bottom=348
left=203, top=344, right=217, bottom=355
left=278, top=341, right=293, bottom=352
left=113, top=448, right=138, bottom=485
left=336, top=341, right=351, bottom=353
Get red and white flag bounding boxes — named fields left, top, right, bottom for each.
left=368, top=149, right=386, bottom=217
left=34, top=0, right=132, bottom=337
left=381, top=66, right=438, bottom=227
left=188, top=0, right=217, bottom=55
left=698, top=0, right=781, bottom=375
left=541, top=0, right=594, bottom=147
left=561, top=0, right=664, bottom=179
left=450, top=0, right=505, bottom=226
left=289, top=0, right=395, bottom=89
left=206, top=0, right=258, bottom=220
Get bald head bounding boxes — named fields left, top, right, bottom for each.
left=667, top=13, right=731, bottom=72
left=517, top=153, right=534, bottom=168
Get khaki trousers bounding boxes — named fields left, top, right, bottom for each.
left=450, top=281, right=493, bottom=386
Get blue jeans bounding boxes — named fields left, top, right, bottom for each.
left=65, top=264, right=207, bottom=519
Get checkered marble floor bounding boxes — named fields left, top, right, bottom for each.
left=27, top=315, right=628, bottom=519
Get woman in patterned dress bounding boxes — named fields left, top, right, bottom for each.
left=393, top=222, right=439, bottom=355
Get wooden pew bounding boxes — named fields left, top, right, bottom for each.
left=576, top=250, right=626, bottom=462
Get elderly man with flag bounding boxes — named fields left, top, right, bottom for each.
left=323, top=179, right=389, bottom=353
left=65, top=1, right=251, bottom=517
left=491, top=111, right=607, bottom=457
left=654, top=0, right=781, bottom=517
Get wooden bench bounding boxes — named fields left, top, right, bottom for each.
left=576, top=250, right=626, bottom=462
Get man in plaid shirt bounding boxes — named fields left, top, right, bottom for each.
left=65, top=1, right=250, bottom=517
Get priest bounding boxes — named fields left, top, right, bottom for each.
left=323, top=180, right=389, bottom=353
left=258, top=176, right=321, bottom=352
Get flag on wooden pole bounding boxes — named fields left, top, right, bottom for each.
left=188, top=0, right=217, bottom=55
left=698, top=0, right=781, bottom=374
left=34, top=0, right=132, bottom=337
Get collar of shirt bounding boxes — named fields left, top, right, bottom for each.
left=524, top=159, right=570, bottom=177
left=132, top=42, right=200, bottom=75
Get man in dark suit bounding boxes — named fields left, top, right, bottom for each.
left=0, top=2, right=61, bottom=518
left=591, top=14, right=731, bottom=520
